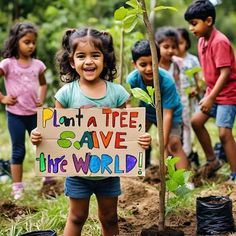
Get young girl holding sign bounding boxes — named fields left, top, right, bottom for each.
left=31, top=27, right=151, bottom=236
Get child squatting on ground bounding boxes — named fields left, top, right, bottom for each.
left=0, top=22, right=47, bottom=200
left=30, top=27, right=151, bottom=236
left=127, top=39, right=191, bottom=174
left=184, top=0, right=236, bottom=181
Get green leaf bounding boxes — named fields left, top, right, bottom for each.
left=131, top=88, right=153, bottom=104
left=185, top=67, right=201, bottom=77
left=165, top=156, right=180, bottom=177
left=172, top=169, right=185, bottom=185
left=154, top=6, right=178, bottom=12
left=183, top=171, right=192, bottom=182
left=123, top=15, right=139, bottom=33
left=175, top=185, right=190, bottom=197
left=184, top=87, right=192, bottom=95
left=114, top=6, right=128, bottom=21
left=131, top=87, right=152, bottom=103
left=126, top=0, right=139, bottom=9
left=166, top=179, right=179, bottom=192
left=147, top=86, right=155, bottom=103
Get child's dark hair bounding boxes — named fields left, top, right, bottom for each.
left=184, top=0, right=216, bottom=25
left=131, top=39, right=161, bottom=62
left=56, top=27, right=117, bottom=83
left=2, top=22, right=38, bottom=58
left=155, top=26, right=179, bottom=48
left=177, top=28, right=191, bottom=50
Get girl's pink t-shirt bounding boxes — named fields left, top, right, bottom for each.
left=0, top=57, right=46, bottom=115
left=198, top=28, right=236, bottom=104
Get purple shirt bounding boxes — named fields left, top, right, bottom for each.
left=0, top=57, right=46, bottom=115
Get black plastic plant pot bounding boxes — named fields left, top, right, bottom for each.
left=196, top=196, right=235, bottom=235
left=20, top=229, right=57, bottom=236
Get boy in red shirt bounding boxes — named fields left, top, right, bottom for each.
left=184, top=0, right=236, bottom=181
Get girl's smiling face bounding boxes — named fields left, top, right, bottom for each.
left=70, top=39, right=104, bottom=83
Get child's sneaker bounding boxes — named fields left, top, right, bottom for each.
left=198, top=158, right=223, bottom=179
left=12, top=182, right=24, bottom=200
left=188, top=151, right=200, bottom=167
left=226, top=173, right=236, bottom=185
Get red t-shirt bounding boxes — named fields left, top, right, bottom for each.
left=198, top=27, right=236, bottom=104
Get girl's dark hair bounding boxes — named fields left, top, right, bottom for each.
left=2, top=22, right=38, bottom=58
left=184, top=0, right=216, bottom=25
left=131, top=39, right=160, bottom=62
left=56, top=27, right=117, bottom=83
left=155, top=26, right=179, bottom=48
left=177, top=28, right=191, bottom=50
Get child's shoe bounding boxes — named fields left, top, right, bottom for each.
left=198, top=158, right=223, bottom=179
left=226, top=173, right=236, bottom=185
left=188, top=151, right=200, bottom=167
left=12, top=182, right=24, bottom=200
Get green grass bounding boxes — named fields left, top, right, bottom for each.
left=0, top=112, right=235, bottom=235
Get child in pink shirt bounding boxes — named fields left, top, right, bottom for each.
left=0, top=22, right=47, bottom=199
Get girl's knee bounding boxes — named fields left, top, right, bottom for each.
left=99, top=212, right=118, bottom=227
left=69, top=212, right=88, bottom=226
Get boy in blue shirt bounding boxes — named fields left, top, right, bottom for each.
left=127, top=39, right=189, bottom=171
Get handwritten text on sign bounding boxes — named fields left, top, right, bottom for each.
left=36, top=107, right=146, bottom=177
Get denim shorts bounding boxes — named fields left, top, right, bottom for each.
left=65, top=176, right=121, bottom=199
left=170, top=123, right=182, bottom=138
left=207, top=104, right=236, bottom=128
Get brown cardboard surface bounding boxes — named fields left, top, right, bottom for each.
left=36, top=107, right=146, bottom=177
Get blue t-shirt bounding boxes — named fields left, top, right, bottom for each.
left=55, top=80, right=129, bottom=108
left=127, top=68, right=182, bottom=124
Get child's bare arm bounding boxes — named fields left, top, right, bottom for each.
left=200, top=67, right=230, bottom=113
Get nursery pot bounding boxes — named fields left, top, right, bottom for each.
left=196, top=196, right=235, bottom=235
left=20, top=229, right=57, bottom=236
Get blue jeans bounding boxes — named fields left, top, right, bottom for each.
left=7, top=112, right=37, bottom=164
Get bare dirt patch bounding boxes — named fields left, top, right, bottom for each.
left=0, top=200, right=37, bottom=220
left=38, top=178, right=64, bottom=198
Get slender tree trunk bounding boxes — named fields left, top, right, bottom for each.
left=13, top=0, right=20, bottom=20
left=137, top=0, right=166, bottom=231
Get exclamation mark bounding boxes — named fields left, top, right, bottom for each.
left=138, top=152, right=143, bottom=175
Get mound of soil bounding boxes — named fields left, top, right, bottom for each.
left=118, top=165, right=236, bottom=236
left=0, top=200, right=37, bottom=220
left=38, top=178, right=64, bottom=198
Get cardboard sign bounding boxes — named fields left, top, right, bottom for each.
left=36, top=107, right=146, bottom=177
